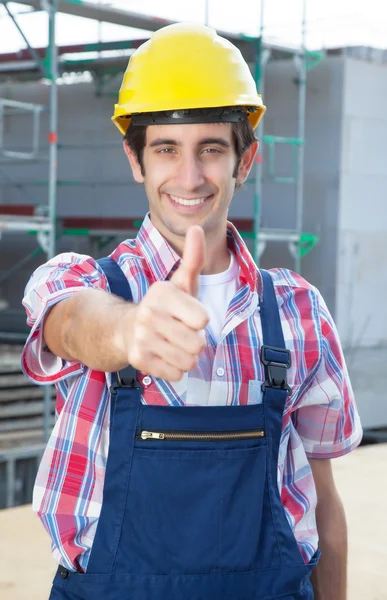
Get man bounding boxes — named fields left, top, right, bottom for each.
left=22, top=23, right=362, bottom=600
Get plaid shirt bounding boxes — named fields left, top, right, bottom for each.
left=22, top=214, right=362, bottom=572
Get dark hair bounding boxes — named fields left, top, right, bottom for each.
left=123, top=113, right=257, bottom=181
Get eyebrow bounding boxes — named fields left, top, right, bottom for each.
left=200, top=137, right=231, bottom=148
left=149, top=138, right=181, bottom=147
left=149, top=137, right=231, bottom=148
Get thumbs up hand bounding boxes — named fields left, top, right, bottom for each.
left=125, top=227, right=210, bottom=382
left=170, top=225, right=205, bottom=298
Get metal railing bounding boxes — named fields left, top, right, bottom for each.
left=0, top=364, right=54, bottom=508
left=0, top=98, right=45, bottom=160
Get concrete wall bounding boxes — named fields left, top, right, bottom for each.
left=262, top=57, right=345, bottom=312
left=336, top=58, right=387, bottom=348
left=335, top=57, right=387, bottom=428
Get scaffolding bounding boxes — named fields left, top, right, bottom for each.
left=0, top=0, right=321, bottom=266
left=0, top=0, right=321, bottom=506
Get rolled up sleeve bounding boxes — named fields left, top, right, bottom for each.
left=293, top=290, right=363, bottom=459
left=21, top=253, right=109, bottom=385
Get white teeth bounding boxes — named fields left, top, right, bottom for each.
left=170, top=194, right=207, bottom=206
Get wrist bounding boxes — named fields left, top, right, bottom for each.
left=112, top=303, right=138, bottom=368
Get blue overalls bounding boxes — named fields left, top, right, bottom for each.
left=49, top=258, right=319, bottom=600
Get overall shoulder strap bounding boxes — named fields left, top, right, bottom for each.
left=259, top=269, right=292, bottom=394
left=96, top=256, right=140, bottom=389
left=97, top=256, right=133, bottom=301
left=259, top=269, right=285, bottom=349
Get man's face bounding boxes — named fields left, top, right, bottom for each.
left=125, top=122, right=257, bottom=243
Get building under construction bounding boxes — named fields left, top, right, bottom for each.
left=0, top=0, right=387, bottom=509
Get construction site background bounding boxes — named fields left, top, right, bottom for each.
left=0, top=2, right=386, bottom=599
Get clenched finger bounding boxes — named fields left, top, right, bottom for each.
left=158, top=284, right=209, bottom=330
left=145, top=354, right=186, bottom=382
left=153, top=314, right=206, bottom=355
left=146, top=336, right=199, bottom=373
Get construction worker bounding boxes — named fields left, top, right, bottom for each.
left=22, top=23, right=362, bottom=600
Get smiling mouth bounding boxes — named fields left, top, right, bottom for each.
left=168, top=194, right=211, bottom=207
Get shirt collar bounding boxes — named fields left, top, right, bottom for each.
left=225, top=221, right=263, bottom=298
left=136, top=213, right=263, bottom=298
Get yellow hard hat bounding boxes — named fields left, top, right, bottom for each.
left=112, top=23, right=266, bottom=134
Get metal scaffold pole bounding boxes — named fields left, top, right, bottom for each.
left=294, top=0, right=308, bottom=274
left=47, top=0, right=58, bottom=260
left=253, top=0, right=267, bottom=264
left=204, top=0, right=209, bottom=26
left=43, top=0, right=59, bottom=441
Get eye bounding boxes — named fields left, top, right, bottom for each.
left=202, top=147, right=222, bottom=154
left=157, top=147, right=176, bottom=154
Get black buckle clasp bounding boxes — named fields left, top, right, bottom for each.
left=260, top=345, right=292, bottom=394
left=116, top=371, right=142, bottom=389
left=110, top=365, right=144, bottom=394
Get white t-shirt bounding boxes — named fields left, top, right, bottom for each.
left=198, top=252, right=240, bottom=344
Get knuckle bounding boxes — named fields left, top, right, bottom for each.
left=149, top=281, right=167, bottom=301
left=176, top=350, right=196, bottom=372
left=148, top=338, right=159, bottom=354
left=143, top=303, right=154, bottom=322
left=192, top=339, right=204, bottom=354
left=194, top=330, right=205, bottom=349
left=190, top=305, right=209, bottom=329
left=152, top=361, right=183, bottom=382
left=186, top=356, right=198, bottom=371
left=136, top=306, right=149, bottom=326
left=199, top=308, right=210, bottom=327
left=157, top=367, right=168, bottom=380
left=149, top=366, right=161, bottom=379
left=153, top=363, right=168, bottom=380
left=170, top=368, right=184, bottom=382
left=128, top=347, right=144, bottom=370
left=135, top=324, right=148, bottom=344
left=145, top=355, right=159, bottom=377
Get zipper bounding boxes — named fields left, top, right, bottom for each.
left=138, top=429, right=265, bottom=441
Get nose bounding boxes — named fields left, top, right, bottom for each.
left=175, top=154, right=206, bottom=192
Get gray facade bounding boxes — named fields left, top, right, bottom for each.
left=336, top=58, right=387, bottom=348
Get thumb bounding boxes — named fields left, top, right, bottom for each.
left=171, top=226, right=206, bottom=297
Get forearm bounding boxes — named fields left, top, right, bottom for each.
left=311, top=484, right=348, bottom=599
left=43, top=271, right=209, bottom=382
left=44, top=289, right=136, bottom=372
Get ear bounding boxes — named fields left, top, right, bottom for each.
left=236, top=140, right=259, bottom=184
left=123, top=140, right=144, bottom=183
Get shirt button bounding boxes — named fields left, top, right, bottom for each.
left=142, top=376, right=152, bottom=386
left=216, top=367, right=225, bottom=377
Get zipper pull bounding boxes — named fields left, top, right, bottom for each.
left=141, top=430, right=165, bottom=440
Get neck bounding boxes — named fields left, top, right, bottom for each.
left=153, top=217, right=230, bottom=275
left=200, top=227, right=230, bottom=274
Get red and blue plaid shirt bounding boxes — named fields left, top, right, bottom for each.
left=22, top=214, right=362, bottom=572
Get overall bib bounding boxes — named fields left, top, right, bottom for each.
left=49, top=259, right=319, bottom=600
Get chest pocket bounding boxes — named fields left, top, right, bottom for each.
left=120, top=428, right=268, bottom=574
